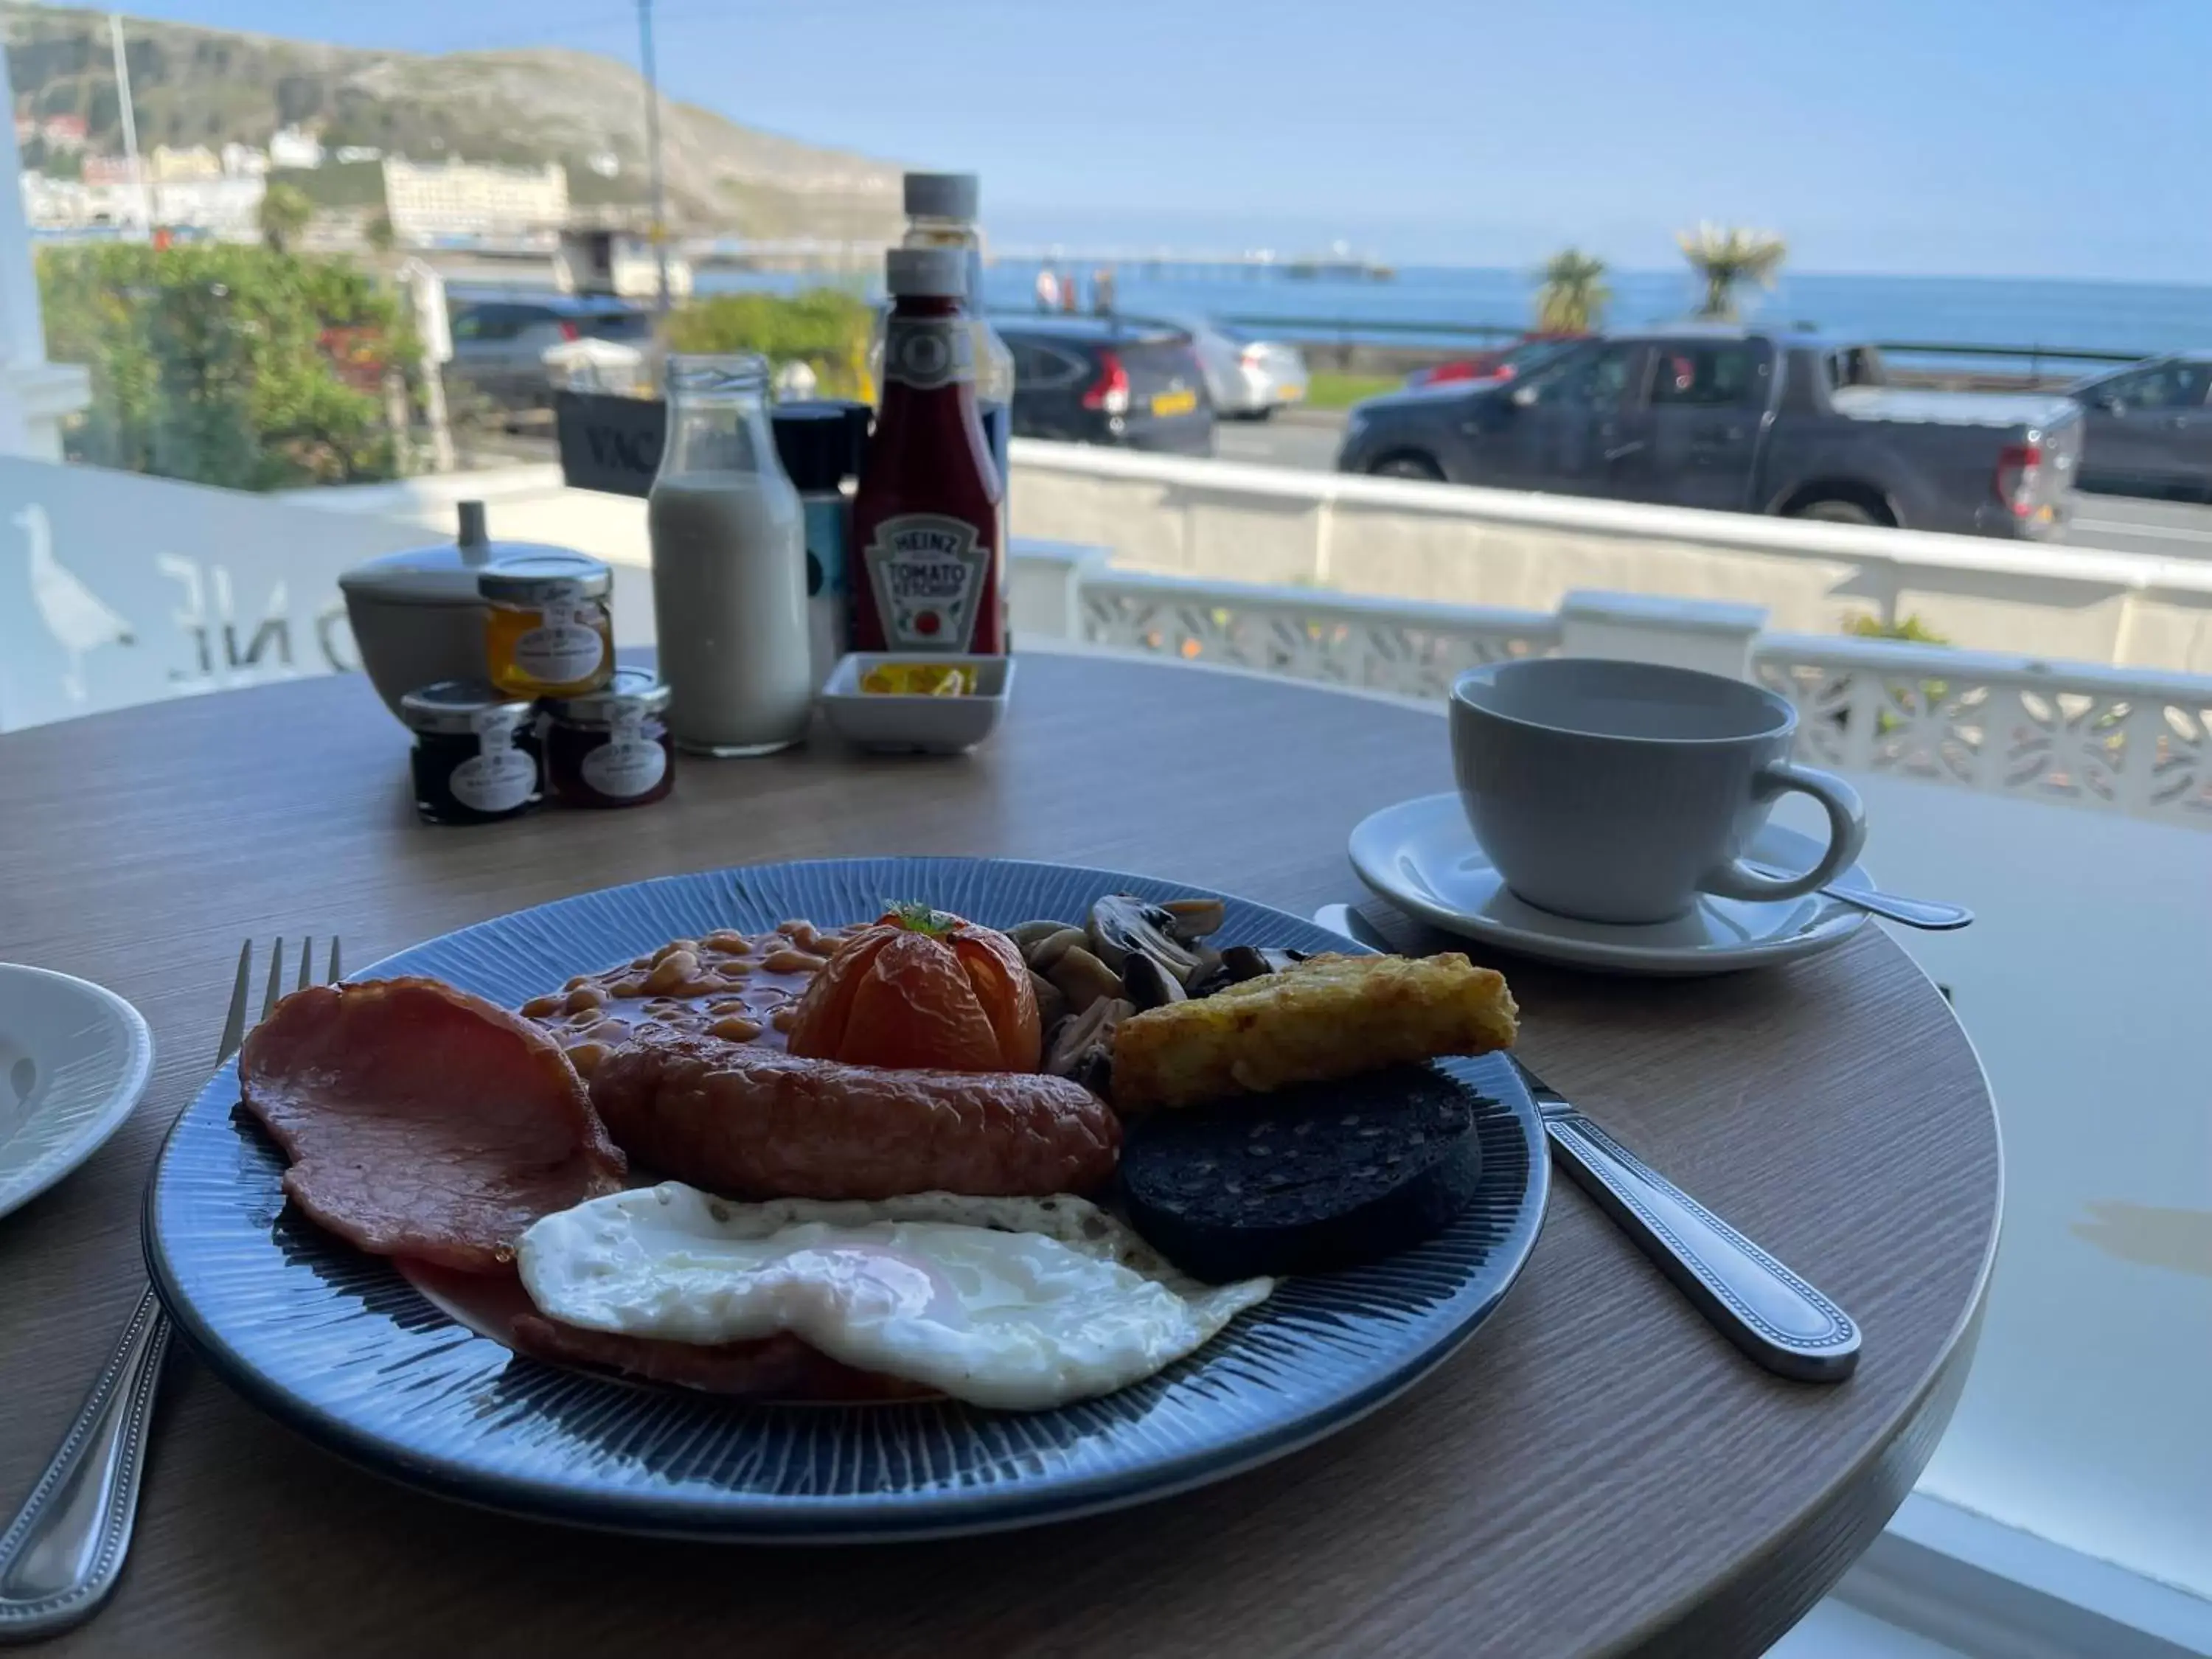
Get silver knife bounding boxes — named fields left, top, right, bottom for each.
left=1313, top=902, right=1861, bottom=1382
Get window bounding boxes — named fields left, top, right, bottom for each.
left=1025, top=345, right=1088, bottom=391
left=1826, top=345, right=1886, bottom=389
left=2101, top=361, right=2211, bottom=411
left=452, top=305, right=524, bottom=342
left=1651, top=343, right=1761, bottom=407
left=582, top=312, right=652, bottom=342
left=1524, top=343, right=1642, bottom=408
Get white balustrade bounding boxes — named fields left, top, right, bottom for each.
left=1076, top=567, right=1559, bottom=700
left=1043, top=558, right=2212, bottom=830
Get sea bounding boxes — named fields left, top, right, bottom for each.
left=702, top=262, right=2212, bottom=370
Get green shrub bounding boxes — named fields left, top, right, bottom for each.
left=1845, top=612, right=1949, bottom=644
left=664, top=288, right=874, bottom=396
left=37, top=243, right=414, bottom=490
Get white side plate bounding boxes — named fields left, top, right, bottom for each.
left=0, top=964, right=155, bottom=1220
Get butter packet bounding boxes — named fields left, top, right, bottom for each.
left=861, top=662, right=978, bottom=697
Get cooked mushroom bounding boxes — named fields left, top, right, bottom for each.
left=1045, top=996, right=1133, bottom=1096
left=1088, top=895, right=1203, bottom=983
left=1120, top=953, right=1186, bottom=1011
left=1025, top=925, right=1091, bottom=972
left=1187, top=963, right=1235, bottom=998
left=1158, top=897, right=1228, bottom=942
left=1213, top=944, right=1314, bottom=986
left=1047, top=944, right=1124, bottom=1014
left=1007, top=919, right=1071, bottom=950
left=1029, top=969, right=1068, bottom=1030
left=1217, top=945, right=1275, bottom=984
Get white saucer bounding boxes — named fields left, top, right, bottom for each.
left=1348, top=793, right=1875, bottom=976
left=0, top=964, right=156, bottom=1220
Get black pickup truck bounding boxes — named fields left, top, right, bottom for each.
left=1335, top=328, right=2081, bottom=539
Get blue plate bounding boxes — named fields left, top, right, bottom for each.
left=144, top=858, right=1546, bottom=1542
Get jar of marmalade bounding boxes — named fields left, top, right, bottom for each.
left=400, top=680, right=543, bottom=825
left=544, top=669, right=675, bottom=809
left=479, top=552, right=615, bottom=698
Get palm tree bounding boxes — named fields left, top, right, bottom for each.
left=1534, top=248, right=1610, bottom=335
left=259, top=182, right=313, bottom=254
left=1676, top=223, right=1787, bottom=320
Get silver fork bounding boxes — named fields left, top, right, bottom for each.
left=0, top=936, right=341, bottom=1645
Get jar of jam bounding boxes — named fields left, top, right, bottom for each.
left=544, top=669, right=675, bottom=809
left=400, top=680, right=543, bottom=825
left=479, top=552, right=615, bottom=698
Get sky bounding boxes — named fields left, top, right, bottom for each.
left=47, top=0, right=2212, bottom=280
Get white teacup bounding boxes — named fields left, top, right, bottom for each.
left=1450, top=658, right=1866, bottom=925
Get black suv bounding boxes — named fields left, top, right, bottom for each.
left=996, top=316, right=1214, bottom=456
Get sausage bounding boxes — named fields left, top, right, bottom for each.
left=587, top=1029, right=1119, bottom=1200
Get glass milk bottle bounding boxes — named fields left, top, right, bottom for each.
left=647, top=355, right=813, bottom=756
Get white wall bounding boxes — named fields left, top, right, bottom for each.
left=1006, top=442, right=2212, bottom=675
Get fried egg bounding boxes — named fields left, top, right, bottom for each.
left=516, top=1186, right=1273, bottom=1411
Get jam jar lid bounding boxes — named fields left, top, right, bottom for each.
left=546, top=667, right=672, bottom=728
left=477, top=552, right=613, bottom=605
left=399, top=678, right=538, bottom=736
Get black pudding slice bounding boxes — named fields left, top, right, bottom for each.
left=1116, top=1065, right=1484, bottom=1283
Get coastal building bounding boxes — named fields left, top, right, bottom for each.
left=268, top=125, right=323, bottom=170
left=380, top=157, right=568, bottom=243
left=20, top=172, right=140, bottom=231
left=15, top=114, right=91, bottom=156
left=149, top=144, right=223, bottom=183
left=152, top=176, right=265, bottom=240
left=220, top=142, right=268, bottom=178
left=80, top=156, right=135, bottom=187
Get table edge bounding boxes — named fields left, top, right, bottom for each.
left=1616, top=936, right=2004, bottom=1657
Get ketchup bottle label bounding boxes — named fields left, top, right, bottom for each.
left=863, top=513, right=987, bottom=650
left=886, top=317, right=975, bottom=391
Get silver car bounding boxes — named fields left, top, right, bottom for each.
left=446, top=293, right=655, bottom=413
left=1181, top=319, right=1310, bottom=419
left=2068, top=352, right=2212, bottom=501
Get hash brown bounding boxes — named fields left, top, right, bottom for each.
left=1112, top=952, right=1517, bottom=1112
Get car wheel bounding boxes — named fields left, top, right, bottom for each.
left=1790, top=498, right=1884, bottom=526
left=1371, top=454, right=1444, bottom=482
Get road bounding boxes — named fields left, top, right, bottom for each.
left=1212, top=410, right=1346, bottom=473
left=465, top=408, right=2212, bottom=563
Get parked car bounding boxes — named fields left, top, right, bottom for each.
left=998, top=316, right=1214, bottom=456
left=1179, top=319, right=1309, bottom=418
left=2067, top=352, right=2212, bottom=501
left=446, top=293, right=655, bottom=414
left=1336, top=327, right=2081, bottom=540
left=1405, top=335, right=1580, bottom=390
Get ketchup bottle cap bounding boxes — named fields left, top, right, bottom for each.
left=903, top=173, right=978, bottom=221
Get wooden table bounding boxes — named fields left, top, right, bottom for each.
left=0, top=653, right=1999, bottom=1659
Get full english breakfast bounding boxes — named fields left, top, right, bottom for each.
left=234, top=892, right=1519, bottom=1409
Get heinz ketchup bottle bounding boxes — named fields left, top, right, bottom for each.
left=850, top=246, right=1006, bottom=655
